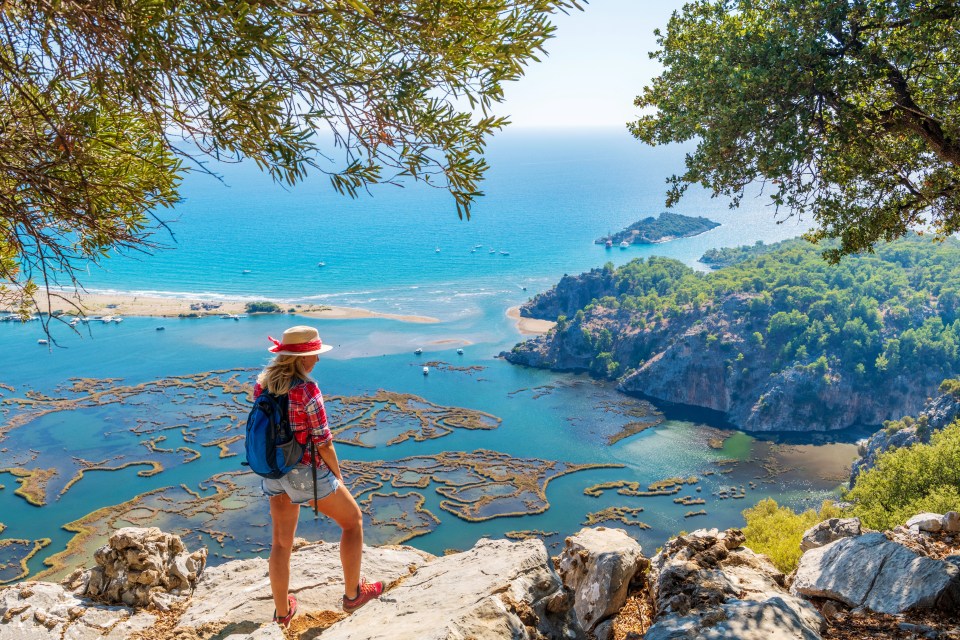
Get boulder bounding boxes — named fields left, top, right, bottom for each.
left=906, top=513, right=943, bottom=533
left=556, top=527, right=646, bottom=632
left=791, top=532, right=960, bottom=614
left=320, top=538, right=581, bottom=640
left=0, top=581, right=155, bottom=640
left=644, top=529, right=824, bottom=640
left=66, top=527, right=206, bottom=609
left=800, top=518, right=862, bottom=552
left=944, top=512, right=960, bottom=534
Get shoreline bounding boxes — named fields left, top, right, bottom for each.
left=506, top=306, right=556, bottom=335
left=45, top=292, right=440, bottom=324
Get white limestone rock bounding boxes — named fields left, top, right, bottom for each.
left=0, top=581, right=155, bottom=640
left=800, top=517, right=862, bottom=552
left=320, top=537, right=581, bottom=640
left=942, top=512, right=960, bottom=533
left=791, top=532, right=960, bottom=614
left=178, top=541, right=433, bottom=629
left=906, top=513, right=943, bottom=533
left=556, top=527, right=646, bottom=632
left=645, top=529, right=825, bottom=640
left=644, top=594, right=825, bottom=640
left=79, top=526, right=206, bottom=609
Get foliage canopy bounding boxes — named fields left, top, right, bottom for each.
left=0, top=0, right=578, bottom=321
left=846, top=420, right=960, bottom=530
left=631, top=0, right=960, bottom=261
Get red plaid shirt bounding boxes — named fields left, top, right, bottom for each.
left=254, top=380, right=333, bottom=468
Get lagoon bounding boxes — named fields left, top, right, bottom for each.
left=0, top=129, right=855, bottom=584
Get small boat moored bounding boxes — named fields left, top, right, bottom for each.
left=457, top=348, right=464, bottom=355
left=156, top=326, right=165, bottom=331
left=620, top=241, right=630, bottom=249
left=414, top=348, right=423, bottom=355
left=422, top=366, right=429, bottom=376
left=37, top=339, right=48, bottom=345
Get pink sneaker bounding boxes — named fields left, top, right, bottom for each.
left=342, top=578, right=383, bottom=613
left=273, top=595, right=297, bottom=628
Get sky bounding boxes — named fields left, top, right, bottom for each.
left=502, top=1, right=686, bottom=129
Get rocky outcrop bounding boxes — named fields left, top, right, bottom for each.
left=319, top=538, right=580, bottom=640
left=851, top=386, right=960, bottom=484
left=521, top=265, right=619, bottom=321
left=62, top=527, right=206, bottom=610
left=556, top=527, right=647, bottom=634
left=0, top=581, right=157, bottom=640
left=643, top=528, right=825, bottom=640
left=800, top=517, right=863, bottom=552
left=791, top=531, right=960, bottom=614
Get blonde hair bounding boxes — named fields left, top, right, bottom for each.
left=257, top=355, right=315, bottom=395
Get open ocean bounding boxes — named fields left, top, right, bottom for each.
left=0, top=129, right=855, bottom=583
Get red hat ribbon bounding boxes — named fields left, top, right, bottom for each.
left=268, top=336, right=323, bottom=353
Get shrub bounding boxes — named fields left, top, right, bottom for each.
left=742, top=498, right=843, bottom=573
left=846, top=421, right=960, bottom=530
left=245, top=301, right=281, bottom=314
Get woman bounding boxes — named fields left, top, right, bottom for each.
left=255, top=326, right=382, bottom=628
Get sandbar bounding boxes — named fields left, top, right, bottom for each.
left=506, top=306, right=556, bottom=335
left=44, top=292, right=439, bottom=324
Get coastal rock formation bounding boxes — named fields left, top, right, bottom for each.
left=321, top=538, right=580, bottom=640
left=0, top=581, right=157, bottom=640
left=556, top=527, right=647, bottom=634
left=506, top=236, right=960, bottom=433
left=177, top=540, right=432, bottom=630
left=791, top=531, right=960, bottom=614
left=643, top=528, right=825, bottom=640
left=850, top=384, right=960, bottom=483
left=64, top=527, right=206, bottom=609
left=800, top=517, right=863, bottom=552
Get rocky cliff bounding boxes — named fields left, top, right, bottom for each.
left=850, top=382, right=960, bottom=484
left=506, top=238, right=960, bottom=432
left=4, top=516, right=957, bottom=639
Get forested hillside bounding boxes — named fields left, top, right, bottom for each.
left=507, top=235, right=960, bottom=431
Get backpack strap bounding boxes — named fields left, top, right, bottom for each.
left=311, top=439, right=319, bottom=518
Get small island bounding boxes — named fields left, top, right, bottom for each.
left=596, top=211, right=719, bottom=247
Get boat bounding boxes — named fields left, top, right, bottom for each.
left=156, top=326, right=165, bottom=331
left=37, top=339, right=48, bottom=345
left=489, top=248, right=496, bottom=254
left=500, top=250, right=509, bottom=256
left=474, top=244, right=484, bottom=249
left=68, top=318, right=79, bottom=326
left=605, top=239, right=613, bottom=249
left=435, top=247, right=441, bottom=253
left=242, top=269, right=252, bottom=274
left=422, top=366, right=429, bottom=376
left=113, top=317, right=123, bottom=323
left=457, top=348, right=464, bottom=355
left=414, top=348, right=423, bottom=355
left=100, top=315, right=114, bottom=323
left=620, top=241, right=630, bottom=249
left=317, top=261, right=326, bottom=267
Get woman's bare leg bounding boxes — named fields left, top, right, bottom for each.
left=269, top=493, right=301, bottom=616
left=313, top=484, right=364, bottom=598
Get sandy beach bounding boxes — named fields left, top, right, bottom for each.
left=48, top=292, right=440, bottom=324
left=506, top=306, right=556, bottom=335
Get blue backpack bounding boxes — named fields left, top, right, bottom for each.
left=243, top=390, right=304, bottom=479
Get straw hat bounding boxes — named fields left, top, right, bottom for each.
left=267, top=326, right=333, bottom=356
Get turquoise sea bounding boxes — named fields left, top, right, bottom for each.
left=0, top=129, right=856, bottom=582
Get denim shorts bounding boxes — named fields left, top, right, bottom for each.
left=262, top=463, right=340, bottom=504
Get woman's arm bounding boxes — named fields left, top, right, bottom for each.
left=316, top=441, right=343, bottom=482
